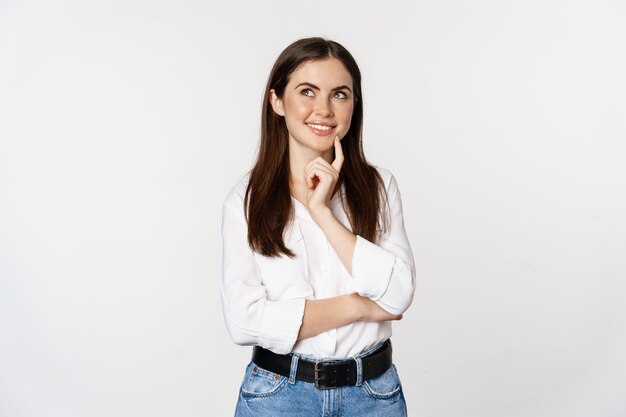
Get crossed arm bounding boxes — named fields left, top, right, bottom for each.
left=220, top=172, right=415, bottom=354
left=296, top=205, right=404, bottom=341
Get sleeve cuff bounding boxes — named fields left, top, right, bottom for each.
left=351, top=234, right=397, bottom=300
left=258, top=298, right=306, bottom=354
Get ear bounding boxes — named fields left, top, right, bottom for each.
left=269, top=89, right=285, bottom=116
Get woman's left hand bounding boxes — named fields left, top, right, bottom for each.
left=305, top=135, right=344, bottom=219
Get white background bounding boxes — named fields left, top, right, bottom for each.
left=1, top=1, right=625, bottom=416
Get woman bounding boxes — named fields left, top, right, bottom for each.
left=220, top=37, right=416, bottom=416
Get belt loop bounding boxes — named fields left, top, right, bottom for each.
left=289, top=354, right=300, bottom=384
left=354, top=356, right=363, bottom=386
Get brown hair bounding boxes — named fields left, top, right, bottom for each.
left=244, top=37, right=389, bottom=258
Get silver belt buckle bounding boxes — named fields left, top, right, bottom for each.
left=314, top=359, right=337, bottom=389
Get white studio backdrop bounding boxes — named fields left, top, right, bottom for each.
left=1, top=0, right=625, bottom=416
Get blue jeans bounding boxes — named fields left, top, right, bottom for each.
left=233, top=340, right=408, bottom=416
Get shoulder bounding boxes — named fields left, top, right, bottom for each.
left=222, top=172, right=251, bottom=214
left=371, top=164, right=401, bottom=199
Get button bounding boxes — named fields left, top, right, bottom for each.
left=320, top=264, right=327, bottom=272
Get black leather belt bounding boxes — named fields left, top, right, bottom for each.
left=251, top=339, right=392, bottom=390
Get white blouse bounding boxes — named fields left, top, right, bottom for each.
left=220, top=165, right=416, bottom=357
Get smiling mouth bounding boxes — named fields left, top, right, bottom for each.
left=306, top=123, right=335, bottom=130
left=306, top=123, right=336, bottom=135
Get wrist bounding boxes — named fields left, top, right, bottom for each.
left=310, top=206, right=334, bottom=227
left=347, top=293, right=364, bottom=322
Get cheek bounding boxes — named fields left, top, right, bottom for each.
left=284, top=97, right=311, bottom=119
left=339, top=104, right=354, bottom=124
left=338, top=105, right=354, bottom=135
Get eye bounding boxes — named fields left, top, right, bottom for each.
left=334, top=91, right=348, bottom=99
left=301, top=88, right=314, bottom=97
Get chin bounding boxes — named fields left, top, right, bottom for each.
left=290, top=132, right=332, bottom=151
left=307, top=140, right=334, bottom=152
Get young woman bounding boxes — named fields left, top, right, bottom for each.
left=220, top=37, right=416, bottom=416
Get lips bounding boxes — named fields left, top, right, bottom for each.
left=306, top=122, right=336, bottom=136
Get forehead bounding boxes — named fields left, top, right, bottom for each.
left=288, top=58, right=353, bottom=89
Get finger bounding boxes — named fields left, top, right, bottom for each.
left=306, top=158, right=335, bottom=175
left=305, top=158, right=325, bottom=180
left=304, top=158, right=315, bottom=181
left=306, top=164, right=323, bottom=187
left=305, top=163, right=335, bottom=183
left=305, top=166, right=336, bottom=193
left=305, top=169, right=327, bottom=191
left=307, top=156, right=333, bottom=171
left=306, top=161, right=334, bottom=175
left=307, top=157, right=340, bottom=180
left=331, top=136, right=344, bottom=172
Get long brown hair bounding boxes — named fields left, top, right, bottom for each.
left=244, top=37, right=389, bottom=258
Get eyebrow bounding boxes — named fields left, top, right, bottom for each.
left=294, top=82, right=352, bottom=93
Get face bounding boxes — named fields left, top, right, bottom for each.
left=270, top=58, right=354, bottom=154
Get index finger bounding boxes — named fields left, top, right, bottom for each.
left=331, top=135, right=344, bottom=172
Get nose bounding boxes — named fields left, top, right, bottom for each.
left=314, top=97, right=333, bottom=117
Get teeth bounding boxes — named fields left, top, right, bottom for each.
left=307, top=123, right=333, bottom=131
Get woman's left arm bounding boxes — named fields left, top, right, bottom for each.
left=314, top=173, right=416, bottom=316
left=305, top=139, right=415, bottom=316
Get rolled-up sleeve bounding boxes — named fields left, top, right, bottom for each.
left=351, top=174, right=416, bottom=316
left=220, top=199, right=305, bottom=354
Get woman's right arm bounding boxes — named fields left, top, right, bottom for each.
left=221, top=199, right=307, bottom=354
